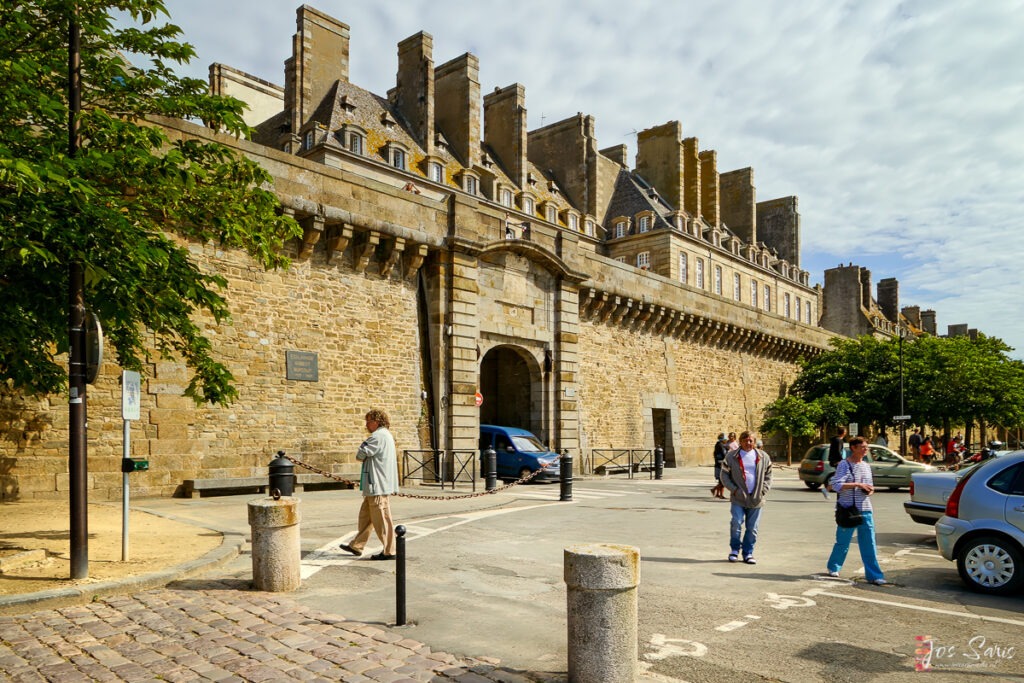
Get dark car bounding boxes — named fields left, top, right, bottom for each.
left=479, top=425, right=561, bottom=482
left=798, top=443, right=936, bottom=491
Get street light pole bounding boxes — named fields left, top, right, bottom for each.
left=68, top=4, right=88, bottom=579
left=899, top=329, right=906, bottom=458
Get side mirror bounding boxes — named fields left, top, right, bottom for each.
left=506, top=446, right=515, bottom=453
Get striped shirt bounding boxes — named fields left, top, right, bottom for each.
left=831, top=459, right=874, bottom=512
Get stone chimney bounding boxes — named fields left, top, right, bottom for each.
left=285, top=6, right=350, bottom=136
left=635, top=122, right=684, bottom=212
left=529, top=114, right=602, bottom=218
left=720, top=168, right=756, bottom=244
left=901, top=306, right=922, bottom=329
left=859, top=268, right=873, bottom=310
left=683, top=137, right=701, bottom=218
left=756, top=196, right=800, bottom=268
left=921, top=309, right=937, bottom=335
left=394, top=32, right=434, bottom=152
left=435, top=53, right=481, bottom=168
left=877, top=278, right=899, bottom=322
left=484, top=84, right=528, bottom=188
left=699, top=150, right=719, bottom=228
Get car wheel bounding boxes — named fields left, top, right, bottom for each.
left=956, top=536, right=1024, bottom=595
left=804, top=481, right=821, bottom=490
left=518, top=466, right=533, bottom=482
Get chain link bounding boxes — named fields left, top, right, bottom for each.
left=282, top=453, right=564, bottom=500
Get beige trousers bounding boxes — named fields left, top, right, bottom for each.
left=349, top=495, right=396, bottom=555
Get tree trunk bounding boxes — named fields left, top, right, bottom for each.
left=787, top=434, right=793, bottom=465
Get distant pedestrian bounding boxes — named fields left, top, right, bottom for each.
left=726, top=432, right=739, bottom=452
left=828, top=427, right=847, bottom=467
left=825, top=437, right=886, bottom=584
left=908, top=428, right=922, bottom=459
left=339, top=408, right=400, bottom=561
left=874, top=431, right=888, bottom=448
left=711, top=433, right=728, bottom=498
left=719, top=431, right=773, bottom=564
left=919, top=436, right=935, bottom=465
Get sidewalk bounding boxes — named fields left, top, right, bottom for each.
left=1, top=471, right=711, bottom=681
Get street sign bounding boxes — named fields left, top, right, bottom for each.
left=893, top=415, right=911, bottom=421
left=122, top=371, right=141, bottom=421
left=85, top=310, right=104, bottom=384
left=848, top=422, right=859, bottom=437
left=474, top=391, right=484, bottom=407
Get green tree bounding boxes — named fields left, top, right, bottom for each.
left=0, top=1, right=300, bottom=404
left=760, top=395, right=821, bottom=465
left=813, top=394, right=857, bottom=441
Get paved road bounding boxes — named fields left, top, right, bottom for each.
left=3, top=467, right=1023, bottom=681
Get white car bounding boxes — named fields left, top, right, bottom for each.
left=904, top=452, right=1009, bottom=525
left=934, top=451, right=1024, bottom=595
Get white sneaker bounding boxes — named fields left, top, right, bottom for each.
left=871, top=578, right=888, bottom=585
left=821, top=488, right=829, bottom=500
left=827, top=570, right=840, bottom=577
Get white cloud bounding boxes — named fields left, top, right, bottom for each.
left=151, top=0, right=1024, bottom=356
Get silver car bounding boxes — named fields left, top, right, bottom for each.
left=934, top=451, right=1024, bottom=595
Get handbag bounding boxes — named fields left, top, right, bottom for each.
left=835, top=503, right=864, bottom=528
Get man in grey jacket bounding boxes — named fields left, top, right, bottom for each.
left=339, top=408, right=400, bottom=560
left=719, top=431, right=773, bottom=564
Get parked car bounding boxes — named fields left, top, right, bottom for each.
left=798, top=443, right=936, bottom=491
left=479, top=425, right=561, bottom=482
left=935, top=451, right=1024, bottom=595
left=904, top=451, right=1011, bottom=525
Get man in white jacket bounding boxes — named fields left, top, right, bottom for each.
left=339, top=408, right=400, bottom=560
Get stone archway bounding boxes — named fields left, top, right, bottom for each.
left=479, top=345, right=541, bottom=435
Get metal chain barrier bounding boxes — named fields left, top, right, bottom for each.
left=282, top=453, right=562, bottom=500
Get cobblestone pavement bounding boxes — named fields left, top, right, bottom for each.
left=0, top=579, right=564, bottom=683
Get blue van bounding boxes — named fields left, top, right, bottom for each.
left=479, top=425, right=561, bottom=482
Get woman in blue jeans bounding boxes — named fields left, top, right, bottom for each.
left=826, top=436, right=886, bottom=584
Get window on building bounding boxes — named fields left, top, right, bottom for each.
left=679, top=253, right=688, bottom=284
left=348, top=132, right=363, bottom=155
left=751, top=280, right=758, bottom=307
left=764, top=285, right=771, bottom=312
left=304, top=130, right=315, bottom=150
left=615, top=221, right=626, bottom=238
left=795, top=297, right=802, bottom=322
left=568, top=214, right=579, bottom=231
left=428, top=162, right=443, bottom=183
left=584, top=219, right=594, bottom=236
left=499, top=188, right=511, bottom=207
left=391, top=148, right=406, bottom=170
left=695, top=258, right=705, bottom=289
left=714, top=265, right=722, bottom=295
left=638, top=215, right=650, bottom=233
left=547, top=206, right=557, bottom=223
left=465, top=175, right=477, bottom=195
left=806, top=304, right=812, bottom=325
left=615, top=256, right=627, bottom=263
left=637, top=251, right=650, bottom=270
left=784, top=293, right=791, bottom=317
left=733, top=273, right=741, bottom=301
left=522, top=196, right=534, bottom=215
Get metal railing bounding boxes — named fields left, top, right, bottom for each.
left=401, top=450, right=479, bottom=491
left=587, top=449, right=655, bottom=479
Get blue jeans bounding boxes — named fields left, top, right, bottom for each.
left=729, top=503, right=762, bottom=557
left=826, top=511, right=885, bottom=581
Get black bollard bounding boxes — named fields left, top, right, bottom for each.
left=268, top=450, right=295, bottom=497
left=560, top=449, right=573, bottom=501
left=485, top=447, right=498, bottom=491
left=654, top=446, right=664, bottom=480
left=396, top=525, right=407, bottom=626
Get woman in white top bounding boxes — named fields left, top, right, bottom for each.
left=825, top=436, right=887, bottom=584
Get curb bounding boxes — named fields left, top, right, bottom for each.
left=0, top=526, right=245, bottom=616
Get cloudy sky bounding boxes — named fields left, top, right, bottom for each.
left=148, top=0, right=1023, bottom=356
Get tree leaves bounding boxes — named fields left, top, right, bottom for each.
left=0, top=0, right=301, bottom=404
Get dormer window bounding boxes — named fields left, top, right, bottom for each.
left=500, top=188, right=513, bottom=207
left=392, top=149, right=406, bottom=169
left=381, top=111, right=397, bottom=129
left=584, top=219, right=595, bottom=237
left=384, top=141, right=409, bottom=170
left=637, top=214, right=651, bottom=233
left=520, top=195, right=534, bottom=215
left=303, top=130, right=315, bottom=151
left=465, top=176, right=478, bottom=195
left=565, top=212, right=578, bottom=231
left=613, top=217, right=628, bottom=239
left=337, top=124, right=367, bottom=155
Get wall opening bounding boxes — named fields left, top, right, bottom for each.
left=479, top=345, right=539, bottom=435
left=652, top=408, right=676, bottom=467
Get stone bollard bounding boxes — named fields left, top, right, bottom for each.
left=248, top=497, right=301, bottom=592
left=564, top=543, right=640, bottom=683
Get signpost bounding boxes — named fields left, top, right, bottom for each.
left=121, top=371, right=141, bottom=561
left=474, top=391, right=483, bottom=407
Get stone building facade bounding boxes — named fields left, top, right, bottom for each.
left=0, top=5, right=835, bottom=501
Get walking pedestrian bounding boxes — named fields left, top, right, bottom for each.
left=919, top=436, right=935, bottom=465
left=718, top=431, right=773, bottom=564
left=828, top=426, right=847, bottom=467
left=711, top=433, right=728, bottom=498
left=339, top=408, right=400, bottom=560
left=908, top=428, right=922, bottom=460
left=726, top=432, right=739, bottom=452
left=825, top=437, right=886, bottom=584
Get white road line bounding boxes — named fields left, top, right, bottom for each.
left=808, top=589, right=1024, bottom=627
left=715, top=620, right=749, bottom=632
left=301, top=502, right=561, bottom=578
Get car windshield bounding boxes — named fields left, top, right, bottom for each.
left=511, top=435, right=547, bottom=453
